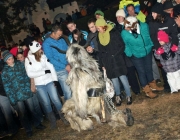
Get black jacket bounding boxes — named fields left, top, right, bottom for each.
left=97, top=29, right=127, bottom=79
left=149, top=16, right=179, bottom=50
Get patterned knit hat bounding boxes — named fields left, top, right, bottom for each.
left=29, top=41, right=41, bottom=53
left=157, top=30, right=169, bottom=43
left=2, top=50, right=13, bottom=62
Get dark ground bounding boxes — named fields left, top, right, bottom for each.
left=2, top=90, right=180, bottom=140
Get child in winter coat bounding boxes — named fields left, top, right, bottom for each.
left=154, top=30, right=180, bottom=93
left=1, top=50, right=45, bottom=137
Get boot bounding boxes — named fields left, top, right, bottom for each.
left=47, top=112, right=56, bottom=129
left=58, top=111, right=69, bottom=125
left=149, top=80, right=164, bottom=91
left=143, top=85, right=158, bottom=99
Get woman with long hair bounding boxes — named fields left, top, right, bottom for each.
left=25, top=41, right=68, bottom=129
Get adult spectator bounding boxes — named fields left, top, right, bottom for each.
left=75, top=9, right=81, bottom=19
left=163, top=0, right=174, bottom=17
left=1, top=50, right=45, bottom=137
left=25, top=41, right=68, bottom=128
left=72, top=11, right=77, bottom=21
left=42, top=18, right=47, bottom=32
left=67, top=21, right=88, bottom=44
left=116, top=9, right=141, bottom=95
left=121, top=16, right=164, bottom=98
left=43, top=24, right=72, bottom=101
left=95, top=17, right=132, bottom=105
left=66, top=13, right=72, bottom=22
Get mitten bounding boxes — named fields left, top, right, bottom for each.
left=45, top=70, right=51, bottom=74
left=169, top=50, right=176, bottom=58
left=170, top=44, right=178, bottom=52
left=156, top=47, right=164, bottom=55
left=161, top=52, right=169, bottom=60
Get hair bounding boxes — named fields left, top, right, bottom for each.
left=51, top=24, right=63, bottom=33
left=87, top=18, right=96, bottom=25
left=102, top=26, right=108, bottom=31
left=67, top=21, right=75, bottom=26
left=72, top=29, right=83, bottom=44
left=33, top=50, right=42, bottom=62
left=126, top=4, right=135, bottom=10
left=154, top=14, right=165, bottom=22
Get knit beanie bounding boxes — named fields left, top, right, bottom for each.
left=151, top=3, right=163, bottom=15
left=116, top=9, right=126, bottom=17
left=2, top=50, right=13, bottom=62
left=94, top=10, right=104, bottom=17
left=95, top=17, right=107, bottom=26
left=157, top=30, right=169, bottom=43
left=29, top=41, right=41, bottom=53
left=10, top=47, right=18, bottom=57
left=163, top=1, right=173, bottom=10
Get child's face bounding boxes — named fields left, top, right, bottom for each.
left=17, top=54, right=25, bottom=62
left=6, top=57, right=14, bottom=66
left=159, top=41, right=165, bottom=45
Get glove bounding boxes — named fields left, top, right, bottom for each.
left=170, top=44, right=178, bottom=52
left=156, top=47, right=164, bottom=55
left=45, top=70, right=51, bottom=74
left=169, top=50, right=176, bottom=58
left=161, top=52, right=169, bottom=60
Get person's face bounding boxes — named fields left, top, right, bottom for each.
left=22, top=45, right=27, bottom=51
left=152, top=12, right=157, bottom=19
left=159, top=41, right=165, bottom=45
left=17, top=54, right=25, bottom=62
left=164, top=8, right=173, bottom=14
left=53, top=30, right=63, bottom=40
left=73, top=34, right=78, bottom=41
left=175, top=0, right=180, bottom=4
left=127, top=6, right=135, bottom=16
left=6, top=57, right=14, bottom=66
left=88, top=22, right=97, bottom=33
left=67, top=23, right=76, bottom=32
left=96, top=26, right=104, bottom=33
left=95, top=14, right=101, bottom=19
left=116, top=16, right=125, bottom=23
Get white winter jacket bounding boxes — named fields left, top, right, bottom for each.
left=25, top=51, right=58, bottom=85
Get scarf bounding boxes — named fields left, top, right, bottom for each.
left=98, top=24, right=113, bottom=46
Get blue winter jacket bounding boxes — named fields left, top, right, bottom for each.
left=43, top=37, right=68, bottom=71
left=121, top=22, right=153, bottom=58
left=1, top=61, right=33, bottom=105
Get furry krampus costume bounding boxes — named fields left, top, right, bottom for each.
left=62, top=44, right=134, bottom=131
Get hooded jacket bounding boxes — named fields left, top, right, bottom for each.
left=25, top=51, right=58, bottom=86
left=1, top=61, right=33, bottom=105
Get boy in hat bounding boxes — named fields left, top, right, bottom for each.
left=1, top=50, right=45, bottom=137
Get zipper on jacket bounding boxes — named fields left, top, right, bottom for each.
left=140, top=34, right=147, bottom=55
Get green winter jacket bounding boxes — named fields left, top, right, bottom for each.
left=121, top=22, right=153, bottom=58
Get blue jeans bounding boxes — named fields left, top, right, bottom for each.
left=32, top=93, right=43, bottom=122
left=36, top=82, right=62, bottom=114
left=0, top=95, right=18, bottom=133
left=56, top=69, right=72, bottom=100
left=13, top=97, right=41, bottom=132
left=130, top=52, right=154, bottom=87
left=111, top=75, right=131, bottom=97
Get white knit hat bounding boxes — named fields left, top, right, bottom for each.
left=29, top=41, right=41, bottom=53
left=116, top=9, right=126, bottom=17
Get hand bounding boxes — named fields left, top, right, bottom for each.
left=45, top=70, right=51, bottom=74
left=156, top=47, right=164, bottom=55
left=86, top=46, right=93, bottom=53
left=66, top=64, right=71, bottom=73
left=175, top=16, right=180, bottom=27
left=171, top=44, right=178, bottom=52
